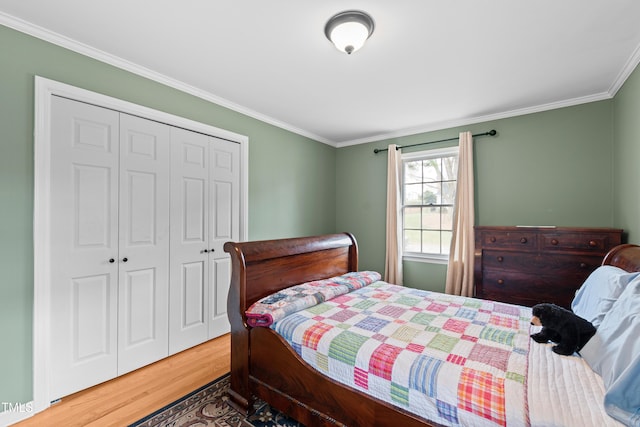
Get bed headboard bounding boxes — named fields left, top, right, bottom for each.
left=224, top=232, right=359, bottom=325
left=602, top=243, right=640, bottom=272
left=223, top=233, right=359, bottom=411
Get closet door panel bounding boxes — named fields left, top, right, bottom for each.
left=208, top=137, right=240, bottom=337
left=117, top=114, right=170, bottom=374
left=183, top=178, right=206, bottom=240
left=209, top=257, right=231, bottom=337
left=181, top=261, right=206, bottom=326
left=122, top=269, right=156, bottom=341
left=209, top=138, right=240, bottom=252
left=119, top=268, right=159, bottom=372
left=74, top=165, right=113, bottom=246
left=49, top=96, right=119, bottom=399
left=169, top=127, right=210, bottom=354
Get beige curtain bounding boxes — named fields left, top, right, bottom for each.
left=445, top=132, right=475, bottom=296
left=384, top=144, right=403, bottom=284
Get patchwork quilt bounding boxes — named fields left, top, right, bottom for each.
left=246, top=271, right=381, bottom=327
left=270, top=281, right=532, bottom=427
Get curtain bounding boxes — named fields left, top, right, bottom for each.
left=445, top=131, right=475, bottom=296
left=384, top=144, right=403, bottom=285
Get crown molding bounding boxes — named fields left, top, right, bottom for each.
left=0, top=12, right=337, bottom=147
left=2, top=11, right=636, bottom=150
left=608, top=42, right=640, bottom=96
left=335, top=92, right=613, bottom=148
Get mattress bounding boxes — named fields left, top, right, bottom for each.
left=270, top=281, right=619, bottom=427
left=527, top=336, right=623, bottom=426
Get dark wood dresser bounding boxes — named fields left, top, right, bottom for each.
left=474, top=226, right=622, bottom=308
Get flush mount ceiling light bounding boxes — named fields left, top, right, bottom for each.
left=324, top=10, right=375, bottom=55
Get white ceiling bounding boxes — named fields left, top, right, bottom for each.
left=2, top=0, right=640, bottom=147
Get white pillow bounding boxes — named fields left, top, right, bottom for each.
left=581, top=277, right=640, bottom=426
left=571, top=265, right=640, bottom=327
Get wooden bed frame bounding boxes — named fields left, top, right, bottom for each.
left=224, top=234, right=640, bottom=427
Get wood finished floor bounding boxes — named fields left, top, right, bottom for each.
left=13, top=334, right=230, bottom=427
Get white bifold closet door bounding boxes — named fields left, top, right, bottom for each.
left=49, top=96, right=170, bottom=399
left=169, top=128, right=239, bottom=354
left=48, top=95, right=238, bottom=400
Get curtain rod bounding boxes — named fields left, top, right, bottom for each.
left=373, top=129, right=497, bottom=154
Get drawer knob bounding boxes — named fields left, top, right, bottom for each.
left=580, top=262, right=587, bottom=268
left=520, top=237, right=527, bottom=244
left=497, top=256, right=504, bottom=262
left=551, top=239, right=559, bottom=245
left=588, top=240, right=597, bottom=248
left=490, top=236, right=496, bottom=242
left=497, top=279, right=505, bottom=285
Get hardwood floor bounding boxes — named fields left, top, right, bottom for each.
left=13, top=334, right=230, bottom=427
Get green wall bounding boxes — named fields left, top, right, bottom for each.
left=613, top=64, right=640, bottom=242
left=0, top=24, right=336, bottom=407
left=3, top=18, right=640, bottom=415
left=336, top=100, right=615, bottom=292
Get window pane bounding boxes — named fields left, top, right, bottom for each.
left=423, top=182, right=440, bottom=205
left=401, top=149, right=458, bottom=258
left=422, top=159, right=441, bottom=182
left=441, top=206, right=454, bottom=231
left=441, top=156, right=458, bottom=181
left=404, top=161, right=422, bottom=184
left=422, top=206, right=441, bottom=230
left=422, top=230, right=440, bottom=254
left=442, top=182, right=456, bottom=205
left=404, top=183, right=422, bottom=204
left=404, top=230, right=421, bottom=252
left=404, top=207, right=421, bottom=228
left=441, top=231, right=453, bottom=254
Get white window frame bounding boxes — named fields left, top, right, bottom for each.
left=401, top=146, right=459, bottom=264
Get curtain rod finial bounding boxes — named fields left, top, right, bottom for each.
left=488, top=129, right=497, bottom=136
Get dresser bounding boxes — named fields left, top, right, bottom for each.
left=474, top=226, right=623, bottom=308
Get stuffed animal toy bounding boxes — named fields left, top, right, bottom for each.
left=530, top=303, right=596, bottom=356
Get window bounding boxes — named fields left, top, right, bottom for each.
left=402, top=146, right=459, bottom=262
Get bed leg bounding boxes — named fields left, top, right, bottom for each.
left=227, top=387, right=255, bottom=416
left=227, top=326, right=255, bottom=416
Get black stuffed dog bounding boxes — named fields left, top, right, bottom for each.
left=530, top=303, right=596, bottom=356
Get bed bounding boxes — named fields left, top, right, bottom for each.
left=224, top=233, right=640, bottom=427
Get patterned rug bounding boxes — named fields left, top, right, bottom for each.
left=129, top=374, right=304, bottom=427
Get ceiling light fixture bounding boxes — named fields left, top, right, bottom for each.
left=324, top=10, right=375, bottom=55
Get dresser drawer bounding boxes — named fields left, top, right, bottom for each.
left=478, top=231, right=537, bottom=249
left=478, top=270, right=579, bottom=308
left=541, top=232, right=617, bottom=253
left=482, top=250, right=601, bottom=275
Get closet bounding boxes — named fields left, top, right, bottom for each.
left=48, top=96, right=240, bottom=399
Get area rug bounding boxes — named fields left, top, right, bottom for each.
left=130, top=373, right=304, bottom=427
